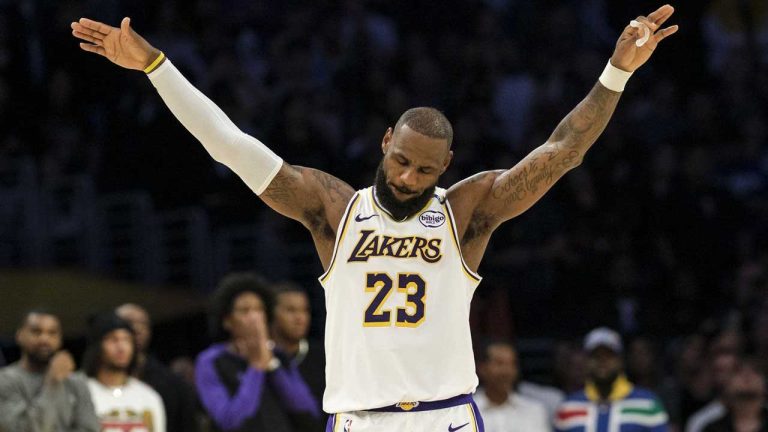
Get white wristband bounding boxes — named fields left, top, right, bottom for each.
left=598, top=60, right=633, bottom=92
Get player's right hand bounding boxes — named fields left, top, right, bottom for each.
left=71, top=17, right=160, bottom=71
left=46, top=351, right=75, bottom=384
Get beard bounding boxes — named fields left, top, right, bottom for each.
left=26, top=349, right=55, bottom=369
left=374, top=160, right=436, bottom=221
left=589, top=370, right=621, bottom=397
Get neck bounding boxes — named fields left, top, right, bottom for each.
left=483, top=386, right=511, bottom=405
left=20, top=355, right=47, bottom=374
left=97, top=368, right=129, bottom=387
left=272, top=333, right=301, bottom=356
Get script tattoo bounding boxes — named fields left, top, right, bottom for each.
left=491, top=82, right=620, bottom=209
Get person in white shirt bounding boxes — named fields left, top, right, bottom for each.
left=82, top=312, right=166, bottom=432
left=475, top=340, right=551, bottom=432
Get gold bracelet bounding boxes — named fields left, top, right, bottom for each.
left=143, top=51, right=166, bottom=74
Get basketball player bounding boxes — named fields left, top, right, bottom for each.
left=71, top=5, right=678, bottom=431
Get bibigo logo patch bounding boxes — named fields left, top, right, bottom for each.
left=419, top=210, right=446, bottom=228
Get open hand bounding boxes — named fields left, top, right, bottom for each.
left=234, top=311, right=273, bottom=370
left=71, top=17, right=159, bottom=71
left=611, top=4, right=679, bottom=72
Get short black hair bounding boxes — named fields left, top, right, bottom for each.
left=272, top=280, right=306, bottom=297
left=394, top=107, right=453, bottom=147
left=208, top=272, right=274, bottom=341
left=18, top=308, right=58, bottom=329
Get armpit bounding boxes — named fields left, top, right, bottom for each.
left=463, top=210, right=497, bottom=244
left=303, top=207, right=335, bottom=240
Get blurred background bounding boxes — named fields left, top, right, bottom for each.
left=0, top=0, right=766, bottom=428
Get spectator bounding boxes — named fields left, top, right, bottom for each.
left=83, top=312, right=166, bottom=432
left=269, top=280, right=325, bottom=429
left=702, top=358, right=768, bottom=432
left=0, top=309, right=99, bottom=432
left=627, top=337, right=664, bottom=393
left=553, top=341, right=588, bottom=395
left=116, top=303, right=201, bottom=432
left=555, top=327, right=669, bottom=432
left=686, top=329, right=743, bottom=432
left=475, top=340, right=551, bottom=432
left=195, top=272, right=319, bottom=432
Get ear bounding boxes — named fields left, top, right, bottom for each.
left=222, top=316, right=232, bottom=332
left=15, top=328, right=23, bottom=345
left=441, top=150, right=453, bottom=174
left=381, top=127, right=394, bottom=154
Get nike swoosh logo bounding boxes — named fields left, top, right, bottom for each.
left=355, top=214, right=378, bottom=222
left=448, top=423, right=469, bottom=432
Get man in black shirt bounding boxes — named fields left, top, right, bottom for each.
left=270, top=281, right=326, bottom=430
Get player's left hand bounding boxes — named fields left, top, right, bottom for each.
left=610, top=4, right=679, bottom=72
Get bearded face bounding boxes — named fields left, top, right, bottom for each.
left=374, top=160, right=437, bottom=221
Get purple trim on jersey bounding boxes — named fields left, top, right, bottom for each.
left=195, top=343, right=266, bottom=430
left=325, top=414, right=336, bottom=432
left=369, top=394, right=474, bottom=413
left=471, top=399, right=486, bottom=432
left=269, top=363, right=321, bottom=417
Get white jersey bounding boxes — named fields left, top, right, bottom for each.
left=319, top=186, right=482, bottom=413
left=87, top=377, right=166, bottom=432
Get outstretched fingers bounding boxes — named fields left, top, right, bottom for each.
left=77, top=18, right=113, bottom=35
left=647, top=4, right=675, bottom=27
left=655, top=25, right=679, bottom=43
left=71, top=22, right=107, bottom=41
left=72, top=29, right=101, bottom=45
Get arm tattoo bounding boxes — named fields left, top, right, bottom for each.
left=463, top=210, right=497, bottom=243
left=550, top=82, right=621, bottom=149
left=310, top=170, right=351, bottom=204
left=262, top=166, right=302, bottom=204
left=491, top=82, right=619, bottom=208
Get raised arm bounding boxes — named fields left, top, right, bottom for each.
left=71, top=17, right=353, bottom=265
left=448, top=5, right=678, bottom=253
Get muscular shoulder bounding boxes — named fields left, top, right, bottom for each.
left=446, top=170, right=504, bottom=242
left=299, top=167, right=355, bottom=237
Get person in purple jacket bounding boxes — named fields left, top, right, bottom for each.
left=195, top=272, right=320, bottom=432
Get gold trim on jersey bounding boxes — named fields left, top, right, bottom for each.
left=370, top=187, right=435, bottom=223
left=467, top=403, right=479, bottom=432
left=319, top=193, right=361, bottom=284
left=442, top=199, right=482, bottom=283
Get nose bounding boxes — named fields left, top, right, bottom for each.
left=399, top=169, right=418, bottom=189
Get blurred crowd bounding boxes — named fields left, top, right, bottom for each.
left=1, top=0, right=768, bottom=430
left=2, top=280, right=768, bottom=431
